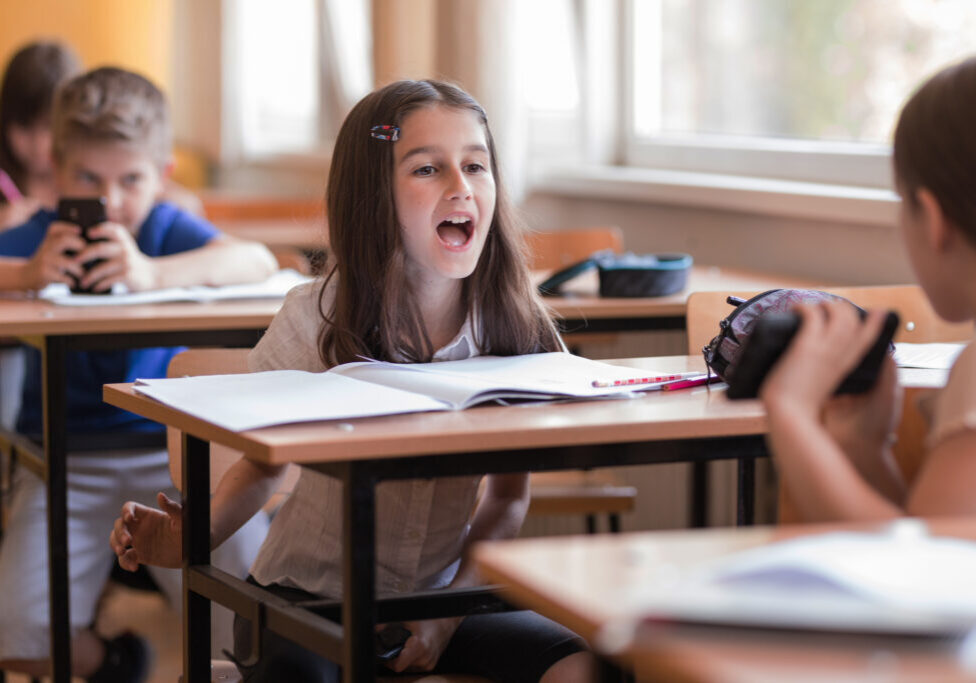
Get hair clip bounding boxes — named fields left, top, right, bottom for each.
left=370, top=125, right=399, bottom=141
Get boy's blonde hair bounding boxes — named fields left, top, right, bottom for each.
left=52, top=66, right=170, bottom=165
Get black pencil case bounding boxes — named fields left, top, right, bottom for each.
left=538, top=251, right=693, bottom=298
left=594, top=252, right=692, bottom=297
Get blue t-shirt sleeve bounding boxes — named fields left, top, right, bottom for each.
left=137, top=202, right=221, bottom=256
left=0, top=209, right=54, bottom=257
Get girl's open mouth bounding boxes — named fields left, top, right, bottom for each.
left=436, top=216, right=475, bottom=248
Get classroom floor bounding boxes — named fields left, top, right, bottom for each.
left=5, top=582, right=182, bottom=683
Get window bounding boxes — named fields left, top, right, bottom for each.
left=627, top=0, right=976, bottom=187
left=226, top=0, right=371, bottom=159
left=516, top=0, right=582, bottom=159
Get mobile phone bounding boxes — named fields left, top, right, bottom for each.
left=726, top=310, right=899, bottom=400
left=56, top=197, right=109, bottom=294
left=375, top=623, right=411, bottom=663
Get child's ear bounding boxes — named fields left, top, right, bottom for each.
left=915, top=187, right=955, bottom=253
left=157, top=160, right=174, bottom=198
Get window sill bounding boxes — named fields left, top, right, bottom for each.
left=529, top=165, right=899, bottom=227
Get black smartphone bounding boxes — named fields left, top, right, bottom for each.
left=375, top=623, right=411, bottom=663
left=726, top=310, right=899, bottom=400
left=56, top=197, right=109, bottom=294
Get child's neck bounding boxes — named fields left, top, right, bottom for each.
left=414, top=280, right=466, bottom=351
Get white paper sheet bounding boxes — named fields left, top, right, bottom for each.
left=133, top=353, right=675, bottom=430
left=37, top=269, right=311, bottom=306
left=607, top=520, right=976, bottom=642
left=134, top=370, right=447, bottom=431
left=894, top=342, right=966, bottom=370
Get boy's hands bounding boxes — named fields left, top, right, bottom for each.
left=75, top=221, right=159, bottom=292
left=23, top=220, right=87, bottom=289
left=109, top=491, right=184, bottom=571
left=385, top=617, right=462, bottom=673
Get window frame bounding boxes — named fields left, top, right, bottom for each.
left=619, top=0, right=894, bottom=190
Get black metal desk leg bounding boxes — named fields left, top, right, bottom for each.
left=342, top=462, right=376, bottom=683
left=42, top=336, right=71, bottom=683
left=689, top=461, right=709, bottom=527
left=182, top=433, right=211, bottom=682
left=736, top=458, right=755, bottom=526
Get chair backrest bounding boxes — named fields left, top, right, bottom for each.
left=685, top=284, right=974, bottom=356
left=270, top=246, right=313, bottom=275
left=524, top=226, right=623, bottom=272
left=166, top=348, right=299, bottom=495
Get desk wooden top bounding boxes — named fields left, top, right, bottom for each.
left=0, top=264, right=834, bottom=339
left=475, top=518, right=976, bottom=682
left=103, top=357, right=947, bottom=467
left=0, top=296, right=282, bottom=336
left=542, top=265, right=836, bottom=320
left=105, top=356, right=768, bottom=465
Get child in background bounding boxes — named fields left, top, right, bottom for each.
left=759, top=55, right=976, bottom=521
left=0, top=40, right=202, bottom=232
left=0, top=41, right=80, bottom=229
left=0, top=67, right=277, bottom=682
left=111, top=79, right=592, bottom=682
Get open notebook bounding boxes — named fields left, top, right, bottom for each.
left=37, top=269, right=311, bottom=306
left=133, top=352, right=688, bottom=431
left=596, top=520, right=976, bottom=654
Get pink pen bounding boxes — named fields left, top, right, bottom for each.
left=0, top=169, right=23, bottom=201
left=660, top=375, right=722, bottom=391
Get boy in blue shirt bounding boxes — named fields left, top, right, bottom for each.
left=0, top=67, right=277, bottom=682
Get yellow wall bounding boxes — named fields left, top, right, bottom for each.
left=0, top=0, right=173, bottom=93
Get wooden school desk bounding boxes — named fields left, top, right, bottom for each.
left=475, top=517, right=976, bottom=683
left=104, top=355, right=769, bottom=683
left=0, top=295, right=282, bottom=683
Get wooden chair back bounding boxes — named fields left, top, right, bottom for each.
left=685, top=284, right=972, bottom=523
left=166, top=348, right=299, bottom=496
left=201, top=196, right=323, bottom=222
left=270, top=246, right=313, bottom=275
left=524, top=226, right=623, bottom=272
left=685, top=284, right=973, bottom=356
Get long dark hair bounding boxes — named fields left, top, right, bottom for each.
left=319, top=79, right=560, bottom=366
left=893, top=55, right=976, bottom=246
left=0, top=42, right=80, bottom=196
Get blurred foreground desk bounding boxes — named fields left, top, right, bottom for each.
left=0, top=296, right=281, bottom=683
left=476, top=517, right=976, bottom=683
left=104, top=355, right=769, bottom=683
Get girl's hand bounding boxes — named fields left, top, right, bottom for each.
left=23, top=220, right=86, bottom=289
left=109, top=492, right=183, bottom=570
left=0, top=197, right=42, bottom=230
left=385, top=617, right=462, bottom=673
left=760, top=302, right=889, bottom=419
left=823, top=353, right=901, bottom=461
left=76, top=221, right=159, bottom=292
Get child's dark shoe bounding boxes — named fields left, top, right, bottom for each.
left=87, top=631, right=151, bottom=683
